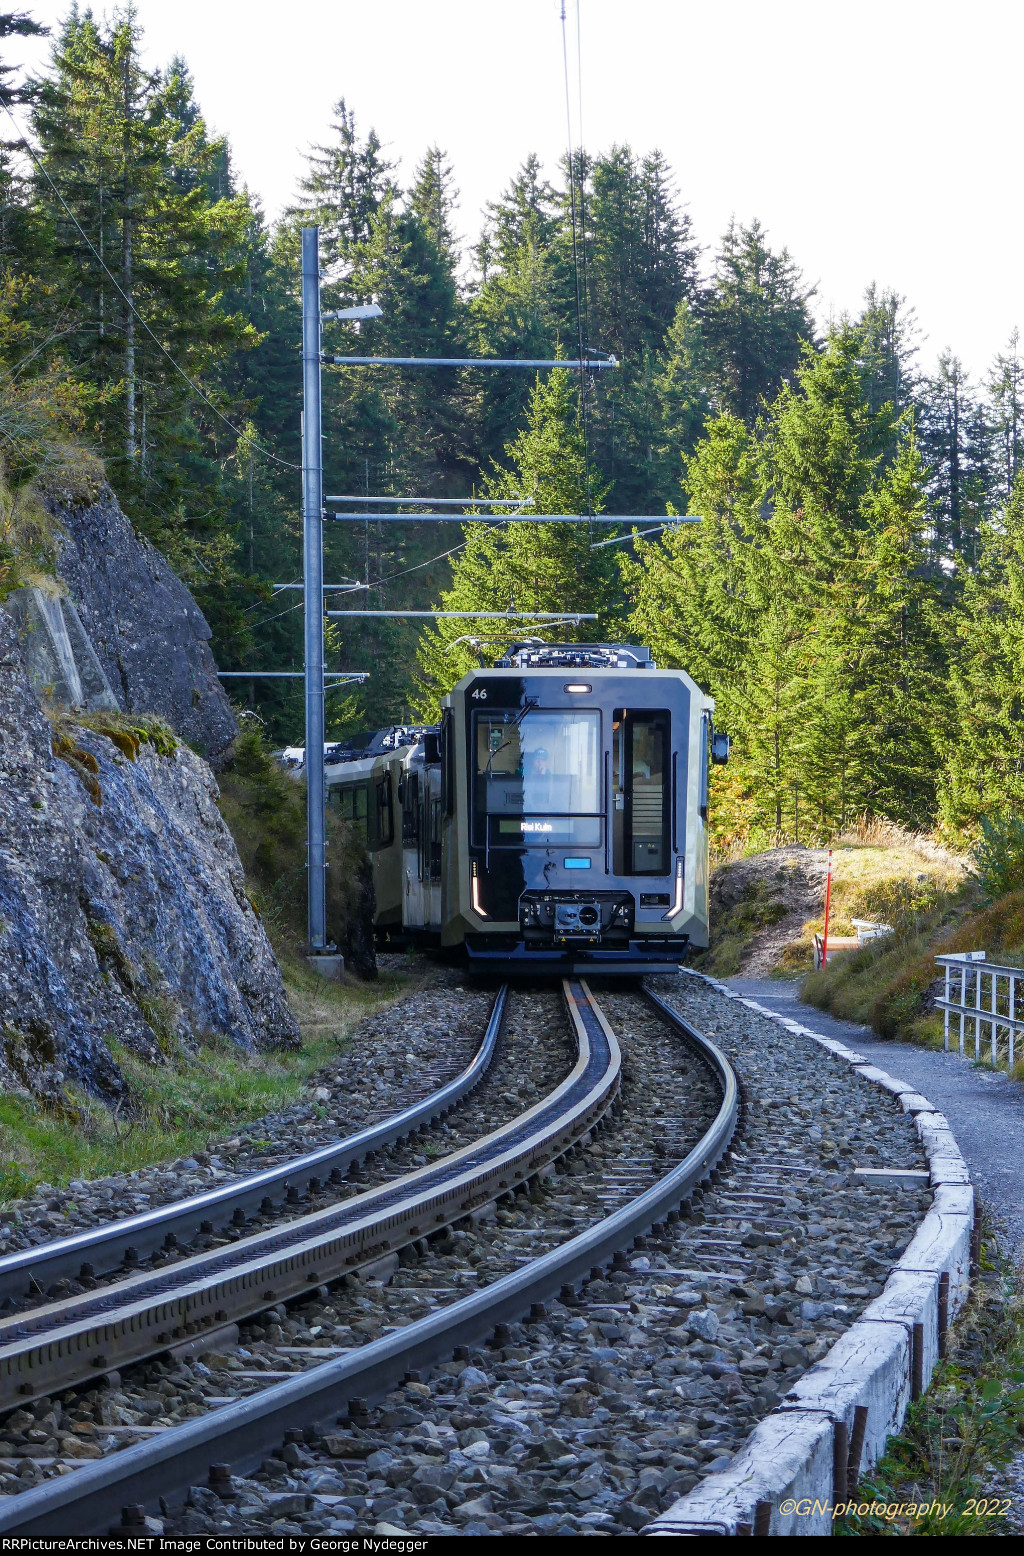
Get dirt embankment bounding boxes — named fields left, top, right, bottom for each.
left=699, top=846, right=828, bottom=977
left=699, top=828, right=968, bottom=980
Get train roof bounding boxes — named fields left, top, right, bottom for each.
left=494, top=642, right=653, bottom=669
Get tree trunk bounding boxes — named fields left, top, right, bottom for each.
left=123, top=213, right=135, bottom=460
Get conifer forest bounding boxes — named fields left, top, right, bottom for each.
left=1, top=5, right=1021, bottom=850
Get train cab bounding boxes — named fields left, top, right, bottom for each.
left=439, top=643, right=725, bottom=975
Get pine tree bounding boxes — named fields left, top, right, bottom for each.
left=940, top=476, right=1024, bottom=832
left=699, top=218, right=816, bottom=424
left=31, top=9, right=256, bottom=526
left=473, top=156, right=564, bottom=460
left=918, top=350, right=996, bottom=566
left=856, top=284, right=919, bottom=425
left=988, top=329, right=1024, bottom=504
left=290, top=96, right=395, bottom=270
left=413, top=368, right=611, bottom=715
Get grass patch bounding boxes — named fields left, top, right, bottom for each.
left=0, top=956, right=425, bottom=1203
left=836, top=1228, right=1024, bottom=1537
left=804, top=886, right=1024, bottom=1044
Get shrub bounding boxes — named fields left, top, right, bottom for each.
left=218, top=720, right=376, bottom=977
left=974, top=816, right=1024, bottom=900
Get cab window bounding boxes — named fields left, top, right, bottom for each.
left=613, top=710, right=670, bottom=875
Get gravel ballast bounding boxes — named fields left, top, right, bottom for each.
left=128, top=977, right=939, bottom=1539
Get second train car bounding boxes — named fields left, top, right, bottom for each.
left=319, top=642, right=727, bottom=975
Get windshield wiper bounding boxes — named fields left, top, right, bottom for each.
left=485, top=697, right=539, bottom=775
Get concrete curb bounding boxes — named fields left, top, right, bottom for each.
left=642, top=973, right=975, bottom=1538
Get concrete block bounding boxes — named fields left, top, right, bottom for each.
left=306, top=954, right=345, bottom=983
left=899, top=1092, right=935, bottom=1114
left=932, top=1183, right=975, bottom=1218
left=860, top=1269, right=940, bottom=1393
left=854, top=1167, right=930, bottom=1188
left=643, top=1409, right=835, bottom=1537
left=780, top=1319, right=911, bottom=1476
left=896, top=1208, right=972, bottom=1316
left=853, top=1064, right=915, bottom=1096
left=929, top=1155, right=972, bottom=1186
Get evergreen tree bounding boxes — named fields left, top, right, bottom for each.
left=917, top=350, right=995, bottom=566
left=988, top=329, right=1024, bottom=504
left=413, top=368, right=611, bottom=715
left=472, top=156, right=564, bottom=459
left=290, top=96, right=395, bottom=269
left=855, top=284, right=919, bottom=425
left=940, top=476, right=1024, bottom=832
left=699, top=218, right=816, bottom=424
left=30, top=9, right=257, bottom=528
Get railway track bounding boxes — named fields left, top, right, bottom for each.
left=0, top=982, right=510, bottom=1309
left=0, top=978, right=736, bottom=1536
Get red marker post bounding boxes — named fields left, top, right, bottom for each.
left=821, top=848, right=833, bottom=967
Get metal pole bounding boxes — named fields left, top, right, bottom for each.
left=821, top=848, right=833, bottom=968
left=302, top=227, right=327, bottom=953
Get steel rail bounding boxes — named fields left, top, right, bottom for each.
left=0, top=982, right=621, bottom=1406
left=0, top=986, right=510, bottom=1306
left=0, top=981, right=738, bottom=1537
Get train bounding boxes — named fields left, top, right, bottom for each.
left=292, top=643, right=728, bottom=976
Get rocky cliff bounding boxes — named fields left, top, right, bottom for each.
left=0, top=492, right=299, bottom=1104
left=49, top=485, right=236, bottom=763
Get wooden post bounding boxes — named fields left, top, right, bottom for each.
left=912, top=1322, right=924, bottom=1399
left=847, top=1404, right=869, bottom=1494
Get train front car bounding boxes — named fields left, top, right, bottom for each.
left=440, top=643, right=722, bottom=975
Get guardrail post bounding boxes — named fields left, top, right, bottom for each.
left=975, top=963, right=983, bottom=1061
left=1011, top=973, right=1017, bottom=1071
left=943, top=960, right=951, bottom=1051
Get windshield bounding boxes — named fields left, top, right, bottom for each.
left=474, top=710, right=601, bottom=845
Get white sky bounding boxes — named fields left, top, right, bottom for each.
left=8, top=0, right=1022, bottom=381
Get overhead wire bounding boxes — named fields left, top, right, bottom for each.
left=560, top=1, right=592, bottom=519
left=0, top=95, right=300, bottom=473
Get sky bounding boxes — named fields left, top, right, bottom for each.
left=8, top=0, right=1022, bottom=380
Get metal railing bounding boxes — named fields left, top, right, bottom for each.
left=936, top=952, right=1024, bottom=1068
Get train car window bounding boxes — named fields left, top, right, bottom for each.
left=473, top=710, right=601, bottom=846
left=334, top=784, right=369, bottom=835
left=613, top=711, right=670, bottom=875
left=441, top=709, right=454, bottom=815
left=375, top=771, right=394, bottom=849
left=402, top=772, right=420, bottom=843
left=429, top=798, right=442, bottom=879
left=699, top=712, right=710, bottom=819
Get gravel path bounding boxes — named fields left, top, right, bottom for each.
left=727, top=977, right=1024, bottom=1260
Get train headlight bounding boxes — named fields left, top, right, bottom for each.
left=563, top=683, right=592, bottom=693
left=471, top=861, right=487, bottom=918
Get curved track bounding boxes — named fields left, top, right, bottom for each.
left=0, top=980, right=737, bottom=1537
left=0, top=985, right=510, bottom=1307
left=0, top=980, right=620, bottom=1405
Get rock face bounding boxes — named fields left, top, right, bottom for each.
left=49, top=486, right=236, bottom=763
left=0, top=606, right=298, bottom=1103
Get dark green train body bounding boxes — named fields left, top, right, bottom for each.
left=312, top=644, right=725, bottom=976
